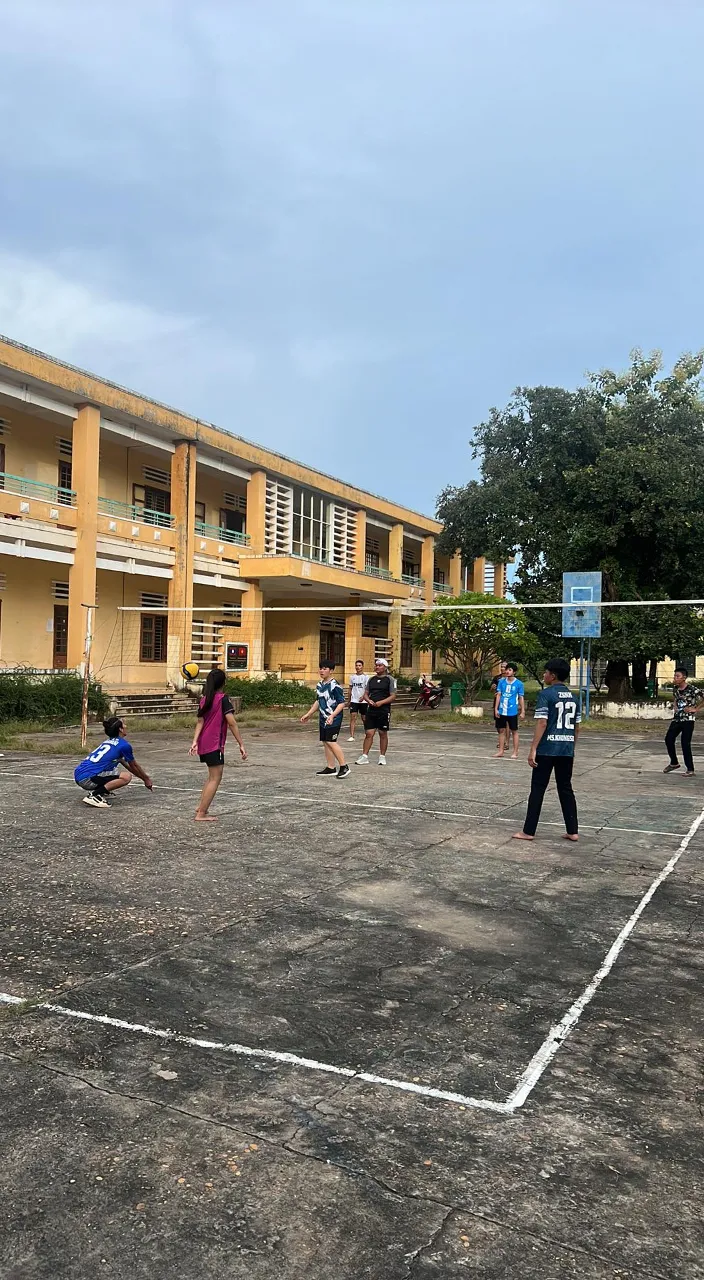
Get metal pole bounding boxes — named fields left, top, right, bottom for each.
left=585, top=638, right=591, bottom=721
left=80, top=604, right=95, bottom=750
left=581, top=637, right=588, bottom=727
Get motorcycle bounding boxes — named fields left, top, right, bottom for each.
left=413, top=680, right=446, bottom=710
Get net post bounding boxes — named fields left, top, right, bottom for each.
left=80, top=604, right=95, bottom=749
left=578, top=638, right=584, bottom=722
left=585, top=639, right=591, bottom=721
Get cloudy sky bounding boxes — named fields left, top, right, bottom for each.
left=1, top=0, right=702, bottom=515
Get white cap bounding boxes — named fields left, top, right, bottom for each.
left=375, top=657, right=389, bottom=667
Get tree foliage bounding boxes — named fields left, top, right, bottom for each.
left=410, top=592, right=530, bottom=702
left=437, top=351, right=704, bottom=698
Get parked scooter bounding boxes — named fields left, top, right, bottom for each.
left=413, top=675, right=446, bottom=710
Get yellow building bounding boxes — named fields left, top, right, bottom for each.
left=0, top=336, right=505, bottom=693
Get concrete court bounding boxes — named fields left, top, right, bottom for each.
left=0, top=721, right=702, bottom=1279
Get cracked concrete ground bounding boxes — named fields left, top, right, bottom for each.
left=0, top=722, right=702, bottom=1278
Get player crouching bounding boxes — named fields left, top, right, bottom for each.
left=74, top=716, right=153, bottom=808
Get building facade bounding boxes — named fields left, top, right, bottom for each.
left=0, top=337, right=505, bottom=691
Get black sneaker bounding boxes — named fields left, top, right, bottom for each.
left=317, top=766, right=337, bottom=775
left=336, top=764, right=350, bottom=779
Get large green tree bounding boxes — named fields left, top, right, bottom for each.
left=437, top=352, right=704, bottom=698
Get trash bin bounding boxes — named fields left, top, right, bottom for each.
left=450, top=682, right=465, bottom=708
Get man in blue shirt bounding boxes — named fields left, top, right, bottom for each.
left=513, top=658, right=580, bottom=842
left=74, top=716, right=153, bottom=808
left=493, top=661, right=525, bottom=758
left=300, top=662, right=350, bottom=778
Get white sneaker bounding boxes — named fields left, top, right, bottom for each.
left=378, top=755, right=387, bottom=766
left=355, top=754, right=369, bottom=765
left=82, top=793, right=110, bottom=808
left=347, top=736, right=355, bottom=742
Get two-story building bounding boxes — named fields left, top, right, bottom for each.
left=0, top=335, right=505, bottom=692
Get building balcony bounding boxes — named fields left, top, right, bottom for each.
left=98, top=496, right=174, bottom=528
left=433, top=580, right=448, bottom=595
left=401, top=573, right=425, bottom=588
left=194, top=520, right=249, bottom=547
left=0, top=472, right=77, bottom=527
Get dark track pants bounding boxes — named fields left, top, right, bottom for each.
left=665, top=720, right=694, bottom=772
left=522, top=755, right=578, bottom=837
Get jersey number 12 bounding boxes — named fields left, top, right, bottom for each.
left=555, top=700, right=576, bottom=730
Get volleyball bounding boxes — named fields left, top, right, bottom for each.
left=181, top=661, right=201, bottom=681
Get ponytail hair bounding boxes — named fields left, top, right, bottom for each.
left=200, top=667, right=226, bottom=715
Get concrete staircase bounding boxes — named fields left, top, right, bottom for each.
left=107, top=688, right=197, bottom=718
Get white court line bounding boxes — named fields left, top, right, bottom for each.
left=0, top=992, right=505, bottom=1112
left=503, top=800, right=704, bottom=1110
left=2, top=800, right=703, bottom=1114
left=0, top=771, right=690, bottom=838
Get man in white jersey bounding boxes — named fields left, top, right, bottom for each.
left=348, top=659, right=369, bottom=742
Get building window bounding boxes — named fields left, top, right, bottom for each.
left=58, top=459, right=73, bottom=505
left=292, top=486, right=328, bottom=561
left=401, top=634, right=414, bottom=667
left=133, top=483, right=170, bottom=524
left=402, top=559, right=419, bottom=579
left=365, top=548, right=380, bottom=569
left=434, top=566, right=445, bottom=587
left=195, top=501, right=206, bottom=524
left=140, top=614, right=168, bottom=663
left=362, top=613, right=388, bottom=639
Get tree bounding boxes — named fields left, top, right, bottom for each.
left=410, top=593, right=530, bottom=703
left=437, top=351, right=704, bottom=699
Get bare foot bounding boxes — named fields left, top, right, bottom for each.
left=512, top=832, right=534, bottom=841
left=494, top=751, right=505, bottom=758
left=562, top=833, right=579, bottom=841
left=510, top=753, right=519, bottom=759
left=195, top=813, right=217, bottom=822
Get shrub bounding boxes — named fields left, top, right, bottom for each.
left=0, top=670, right=108, bottom=722
left=224, top=674, right=313, bottom=709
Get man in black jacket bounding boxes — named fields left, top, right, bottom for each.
left=356, top=658, right=397, bottom=766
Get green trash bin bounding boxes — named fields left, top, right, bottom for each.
left=450, top=681, right=465, bottom=708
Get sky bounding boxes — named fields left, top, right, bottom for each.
left=1, top=0, right=703, bottom=518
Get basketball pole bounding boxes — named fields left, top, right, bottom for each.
left=80, top=604, right=95, bottom=750
left=578, top=639, right=585, bottom=721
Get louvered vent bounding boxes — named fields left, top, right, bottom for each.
left=223, top=491, right=247, bottom=512
left=52, top=581, right=70, bottom=601
left=0, top=574, right=7, bottom=590
left=56, top=437, right=73, bottom=457
left=320, top=615, right=346, bottom=630
left=0, top=418, right=10, bottom=436
left=140, top=591, right=168, bottom=609
left=143, top=465, right=169, bottom=487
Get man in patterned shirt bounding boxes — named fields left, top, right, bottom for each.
left=664, top=667, right=704, bottom=777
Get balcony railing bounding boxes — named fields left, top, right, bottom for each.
left=195, top=521, right=250, bottom=547
left=0, top=472, right=76, bottom=506
left=433, top=581, right=448, bottom=594
left=364, top=564, right=395, bottom=581
left=98, top=497, right=174, bottom=528
left=401, top=573, right=425, bottom=588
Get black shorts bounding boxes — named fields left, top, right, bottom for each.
left=199, top=750, right=225, bottom=766
left=77, top=772, right=120, bottom=792
left=350, top=703, right=367, bottom=717
left=365, top=706, right=390, bottom=732
left=496, top=714, right=518, bottom=731
left=319, top=722, right=341, bottom=742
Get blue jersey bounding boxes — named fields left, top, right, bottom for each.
left=497, top=676, right=524, bottom=717
left=316, top=679, right=344, bottom=723
left=534, top=684, right=580, bottom=756
left=74, top=737, right=134, bottom=783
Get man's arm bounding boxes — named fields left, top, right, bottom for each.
left=300, top=697, right=319, bottom=723
left=326, top=692, right=346, bottom=724
left=527, top=718, right=547, bottom=768
left=494, top=691, right=501, bottom=717
left=127, top=758, right=153, bottom=788
left=518, top=695, right=525, bottom=719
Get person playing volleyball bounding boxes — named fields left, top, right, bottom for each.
left=189, top=668, right=247, bottom=821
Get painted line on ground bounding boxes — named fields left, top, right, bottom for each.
left=1, top=803, right=700, bottom=1115
left=0, top=771, right=691, bottom=838
left=0, top=992, right=506, bottom=1113
left=503, top=800, right=704, bottom=1111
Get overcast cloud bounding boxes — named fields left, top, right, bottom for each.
left=0, top=0, right=702, bottom=514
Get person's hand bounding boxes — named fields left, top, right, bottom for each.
left=189, top=743, right=199, bottom=755
left=299, top=713, right=309, bottom=724
left=527, top=752, right=537, bottom=769
left=325, top=713, right=334, bottom=725
left=144, top=776, right=154, bottom=790
left=520, top=711, right=525, bottom=721
left=239, top=744, right=247, bottom=760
